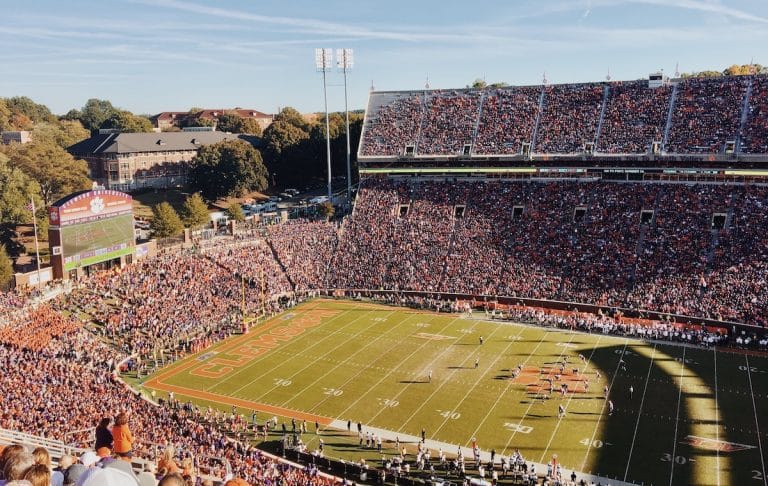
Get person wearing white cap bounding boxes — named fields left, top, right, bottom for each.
left=79, top=452, right=99, bottom=469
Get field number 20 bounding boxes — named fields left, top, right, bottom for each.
left=322, top=387, right=343, bottom=396
left=437, top=409, right=461, bottom=420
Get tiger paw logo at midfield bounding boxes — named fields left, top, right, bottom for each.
left=90, top=197, right=105, bottom=214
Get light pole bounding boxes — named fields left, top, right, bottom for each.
left=315, top=48, right=333, bottom=200
left=336, top=48, right=353, bottom=204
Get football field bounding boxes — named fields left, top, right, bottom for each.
left=142, top=299, right=768, bottom=485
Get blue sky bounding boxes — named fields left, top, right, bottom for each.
left=1, top=0, right=766, bottom=116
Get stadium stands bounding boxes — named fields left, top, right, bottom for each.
left=666, top=76, right=747, bottom=154
left=597, top=81, right=671, bottom=153
left=742, top=76, right=768, bottom=154
left=333, top=178, right=768, bottom=326
left=4, top=73, right=768, bottom=486
left=535, top=83, right=604, bottom=153
left=359, top=75, right=768, bottom=158
left=474, top=87, right=541, bottom=155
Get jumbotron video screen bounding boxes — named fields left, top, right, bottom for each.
left=50, top=190, right=136, bottom=271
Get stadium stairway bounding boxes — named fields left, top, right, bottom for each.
left=530, top=88, right=546, bottom=151
left=593, top=85, right=610, bottom=148
left=266, top=238, right=297, bottom=290
left=736, top=78, right=754, bottom=153
left=661, top=83, right=678, bottom=151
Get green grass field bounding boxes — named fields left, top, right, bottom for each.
left=140, top=299, right=768, bottom=485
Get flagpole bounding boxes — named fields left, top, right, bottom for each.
left=30, top=198, right=42, bottom=289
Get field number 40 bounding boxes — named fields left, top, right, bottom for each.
left=437, top=409, right=461, bottom=420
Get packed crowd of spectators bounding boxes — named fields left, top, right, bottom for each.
left=359, top=75, right=768, bottom=157
left=64, top=254, right=248, bottom=360
left=203, top=241, right=293, bottom=299
left=535, top=83, right=605, bottom=153
left=474, top=87, right=541, bottom=155
left=266, top=220, right=338, bottom=292
left=742, top=75, right=768, bottom=154
left=418, top=91, right=483, bottom=155
left=0, top=310, right=340, bottom=485
left=333, top=178, right=768, bottom=326
left=666, top=76, right=747, bottom=153
left=359, top=92, right=424, bottom=157
left=597, top=81, right=671, bottom=153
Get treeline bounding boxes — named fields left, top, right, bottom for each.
left=681, top=63, right=766, bottom=78
left=260, top=107, right=363, bottom=188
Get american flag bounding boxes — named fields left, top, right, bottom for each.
left=25, top=200, right=35, bottom=212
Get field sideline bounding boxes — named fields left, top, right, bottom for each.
left=140, top=299, right=768, bottom=485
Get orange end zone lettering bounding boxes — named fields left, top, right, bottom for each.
left=190, top=364, right=234, bottom=378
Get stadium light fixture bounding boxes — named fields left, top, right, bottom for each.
left=336, top=48, right=354, bottom=204
left=315, top=48, right=334, bottom=200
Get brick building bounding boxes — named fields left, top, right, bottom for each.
left=152, top=108, right=274, bottom=132
left=68, top=131, right=259, bottom=191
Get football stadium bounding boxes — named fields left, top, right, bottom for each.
left=2, top=72, right=768, bottom=485
left=3, top=2, right=768, bottom=483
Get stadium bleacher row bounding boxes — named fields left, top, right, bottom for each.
left=330, top=178, right=768, bottom=327
left=359, top=75, right=768, bottom=157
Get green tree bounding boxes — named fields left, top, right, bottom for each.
left=3, top=139, right=91, bottom=205
left=181, top=192, right=210, bottom=229
left=272, top=107, right=309, bottom=131
left=0, top=244, right=12, bottom=290
left=226, top=203, right=245, bottom=222
left=0, top=154, right=42, bottom=226
left=60, top=109, right=82, bottom=121
left=31, top=121, right=90, bottom=149
left=0, top=99, right=11, bottom=132
left=79, top=98, right=117, bottom=131
left=239, top=118, right=263, bottom=136
left=3, top=97, right=56, bottom=124
left=150, top=202, right=184, bottom=237
left=101, top=110, right=154, bottom=133
left=468, top=78, right=488, bottom=89
left=189, top=139, right=268, bottom=201
left=216, top=113, right=244, bottom=133
left=318, top=201, right=335, bottom=220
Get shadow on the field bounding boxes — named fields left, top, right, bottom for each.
left=585, top=343, right=710, bottom=485
left=398, top=380, right=426, bottom=384
left=447, top=366, right=469, bottom=370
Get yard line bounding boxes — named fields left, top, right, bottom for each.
left=425, top=320, right=528, bottom=440
left=668, top=346, right=687, bottom=486
left=538, top=334, right=603, bottom=464
left=449, top=321, right=533, bottom=443
left=623, top=343, right=657, bottom=482
left=745, top=354, right=766, bottom=483
left=203, top=306, right=358, bottom=392
left=499, top=328, right=580, bottom=457
left=245, top=309, right=401, bottom=401
left=370, top=317, right=509, bottom=432
left=712, top=347, right=720, bottom=486
left=579, top=339, right=629, bottom=472
left=283, top=310, right=426, bottom=410
left=394, top=318, right=521, bottom=434
left=330, top=314, right=471, bottom=428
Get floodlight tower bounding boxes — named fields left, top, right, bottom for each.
left=315, top=48, right=334, bottom=200
left=337, top=48, right=354, bottom=203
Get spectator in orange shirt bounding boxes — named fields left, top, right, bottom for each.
left=111, top=412, right=134, bottom=457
